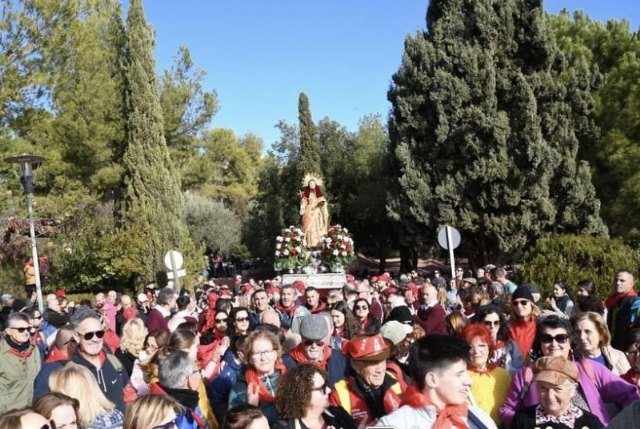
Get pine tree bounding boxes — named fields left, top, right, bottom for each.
left=387, top=0, right=606, bottom=267
left=122, top=0, right=185, bottom=281
left=298, top=92, right=322, bottom=177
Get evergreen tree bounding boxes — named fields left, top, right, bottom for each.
left=122, top=0, right=186, bottom=281
left=298, top=92, right=322, bottom=177
left=387, top=0, right=606, bottom=267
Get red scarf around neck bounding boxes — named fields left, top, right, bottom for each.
left=244, top=362, right=287, bottom=404
left=400, top=385, right=469, bottom=429
left=605, top=288, right=637, bottom=310
left=275, top=302, right=297, bottom=318
left=289, top=343, right=332, bottom=368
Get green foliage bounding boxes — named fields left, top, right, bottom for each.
left=386, top=0, right=607, bottom=268
left=298, top=92, right=322, bottom=178
left=122, top=0, right=192, bottom=282
left=519, top=234, right=640, bottom=299
left=182, top=192, right=241, bottom=255
left=549, top=11, right=640, bottom=242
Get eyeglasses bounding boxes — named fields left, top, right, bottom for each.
left=9, top=326, right=30, bottom=333
left=251, top=349, right=276, bottom=359
left=355, top=306, right=369, bottom=310
left=539, top=334, right=570, bottom=344
left=215, top=318, right=228, bottom=324
left=311, top=382, right=328, bottom=393
left=235, top=317, right=249, bottom=322
left=512, top=300, right=530, bottom=307
left=153, top=418, right=178, bottom=429
left=484, top=320, right=500, bottom=327
left=80, top=330, right=105, bottom=341
left=303, top=339, right=325, bottom=347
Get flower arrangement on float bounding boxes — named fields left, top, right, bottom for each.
left=320, top=224, right=355, bottom=272
left=274, top=226, right=309, bottom=272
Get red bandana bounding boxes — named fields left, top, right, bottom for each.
left=244, top=363, right=287, bottom=404
left=400, top=385, right=469, bottom=429
left=289, top=343, right=332, bottom=368
left=605, top=289, right=637, bottom=310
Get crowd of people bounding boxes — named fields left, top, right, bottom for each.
left=2, top=266, right=640, bottom=428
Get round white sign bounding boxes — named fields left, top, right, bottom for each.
left=437, top=226, right=461, bottom=250
left=164, top=250, right=184, bottom=270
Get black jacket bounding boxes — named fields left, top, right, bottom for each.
left=272, top=406, right=357, bottom=429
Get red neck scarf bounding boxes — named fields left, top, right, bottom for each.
left=244, top=363, right=287, bottom=404
left=289, top=343, right=332, bottom=368
left=275, top=302, right=297, bottom=318
left=400, top=385, right=469, bottom=429
left=468, top=363, right=497, bottom=374
left=605, top=289, right=637, bottom=310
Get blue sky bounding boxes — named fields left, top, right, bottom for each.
left=141, top=1, right=640, bottom=149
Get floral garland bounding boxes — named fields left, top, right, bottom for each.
left=275, top=226, right=309, bottom=270
left=320, top=224, right=355, bottom=269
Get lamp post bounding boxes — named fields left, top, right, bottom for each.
left=5, top=154, right=45, bottom=312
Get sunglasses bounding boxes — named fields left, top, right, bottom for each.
left=484, top=321, right=500, bottom=327
left=355, top=306, right=369, bottom=310
left=512, top=300, right=530, bottom=306
left=153, top=418, right=177, bottom=429
left=539, top=334, right=570, bottom=344
left=215, top=318, right=228, bottom=324
left=10, top=326, right=30, bottom=333
left=80, top=330, right=105, bottom=341
left=304, top=339, right=325, bottom=347
left=235, top=317, right=249, bottom=322
left=311, top=382, right=328, bottom=393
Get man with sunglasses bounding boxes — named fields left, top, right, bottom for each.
left=69, top=307, right=128, bottom=414
left=284, top=314, right=348, bottom=387
left=0, top=312, right=41, bottom=414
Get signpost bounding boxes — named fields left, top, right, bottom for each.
left=437, top=225, right=461, bottom=278
left=164, top=250, right=185, bottom=292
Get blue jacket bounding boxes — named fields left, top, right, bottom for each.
left=207, top=353, right=243, bottom=405
left=71, top=350, right=129, bottom=414
left=283, top=347, right=349, bottom=388
left=33, top=360, right=67, bottom=399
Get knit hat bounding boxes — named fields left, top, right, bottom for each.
left=300, top=314, right=328, bottom=341
left=387, top=305, right=413, bottom=326
left=511, top=285, right=533, bottom=302
left=380, top=320, right=413, bottom=345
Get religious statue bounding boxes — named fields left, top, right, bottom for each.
left=299, top=174, right=329, bottom=248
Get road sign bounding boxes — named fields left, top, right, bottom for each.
left=437, top=226, right=461, bottom=250
left=164, top=250, right=184, bottom=271
left=167, top=269, right=187, bottom=279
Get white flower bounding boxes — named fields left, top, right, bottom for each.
left=276, top=236, right=283, bottom=242
left=296, top=228, right=303, bottom=234
left=332, top=249, right=339, bottom=256
left=283, top=249, right=290, bottom=256
left=342, top=251, right=347, bottom=256
left=295, top=246, right=302, bottom=253
left=285, top=237, right=291, bottom=242
left=343, top=228, right=349, bottom=233
left=337, top=235, right=343, bottom=241
left=341, top=244, right=346, bottom=249
left=325, top=237, right=332, bottom=244
left=275, top=251, right=280, bottom=256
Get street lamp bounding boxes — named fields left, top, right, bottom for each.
left=5, top=153, right=45, bottom=312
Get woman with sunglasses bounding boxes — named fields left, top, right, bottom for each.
left=499, top=315, right=640, bottom=428
left=573, top=311, right=630, bottom=375
left=461, top=323, right=511, bottom=426
left=274, top=364, right=356, bottom=429
left=124, top=393, right=180, bottom=429
left=508, top=286, right=540, bottom=360
left=475, top=305, right=523, bottom=373
left=352, top=298, right=381, bottom=335
left=228, top=307, right=251, bottom=338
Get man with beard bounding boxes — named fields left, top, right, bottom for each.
left=0, top=312, right=41, bottom=413
left=284, top=314, right=347, bottom=387
left=95, top=291, right=116, bottom=332
left=69, top=307, right=128, bottom=414
left=413, top=283, right=447, bottom=335
left=275, top=284, right=309, bottom=334
left=146, top=287, right=177, bottom=333
left=304, top=287, right=327, bottom=314
left=375, top=335, right=496, bottom=429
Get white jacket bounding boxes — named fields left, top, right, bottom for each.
left=375, top=404, right=497, bottom=429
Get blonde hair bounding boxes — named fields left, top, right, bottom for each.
left=124, top=394, right=182, bottom=429
left=49, top=362, right=115, bottom=427
left=120, top=317, right=148, bottom=356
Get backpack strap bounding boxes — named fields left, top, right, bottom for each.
left=106, top=353, right=123, bottom=375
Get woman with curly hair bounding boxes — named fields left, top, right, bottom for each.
left=274, top=364, right=356, bottom=429
left=352, top=298, right=381, bottom=335
left=330, top=301, right=359, bottom=340
left=115, top=317, right=148, bottom=377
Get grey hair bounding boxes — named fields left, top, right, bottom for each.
left=491, top=281, right=504, bottom=295
left=6, top=312, right=29, bottom=327
left=156, top=287, right=177, bottom=307
left=158, top=350, right=195, bottom=389
left=69, top=307, right=101, bottom=330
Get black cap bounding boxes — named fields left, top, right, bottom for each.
left=512, top=286, right=533, bottom=302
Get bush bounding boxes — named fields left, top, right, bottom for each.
left=518, top=234, right=640, bottom=300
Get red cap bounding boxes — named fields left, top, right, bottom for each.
left=370, top=276, right=379, bottom=284
left=378, top=273, right=391, bottom=283
left=219, top=289, right=233, bottom=298
left=342, top=334, right=391, bottom=362
left=381, top=286, right=399, bottom=297
left=293, top=280, right=306, bottom=295
left=266, top=285, right=279, bottom=295
left=54, top=288, right=66, bottom=298
left=241, top=283, right=254, bottom=294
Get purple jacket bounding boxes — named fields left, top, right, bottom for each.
left=499, top=359, right=640, bottom=428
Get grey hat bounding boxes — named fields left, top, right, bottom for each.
left=300, top=314, right=329, bottom=341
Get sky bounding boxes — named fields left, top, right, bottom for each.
left=140, top=1, right=640, bottom=149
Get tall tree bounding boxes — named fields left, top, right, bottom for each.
left=298, top=92, right=322, bottom=177
left=122, top=0, right=186, bottom=281
left=387, top=0, right=606, bottom=268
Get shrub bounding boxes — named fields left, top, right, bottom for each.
left=518, top=234, right=640, bottom=300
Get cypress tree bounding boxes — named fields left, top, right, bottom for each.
left=122, top=0, right=185, bottom=281
left=387, top=0, right=606, bottom=266
left=298, top=92, right=322, bottom=177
